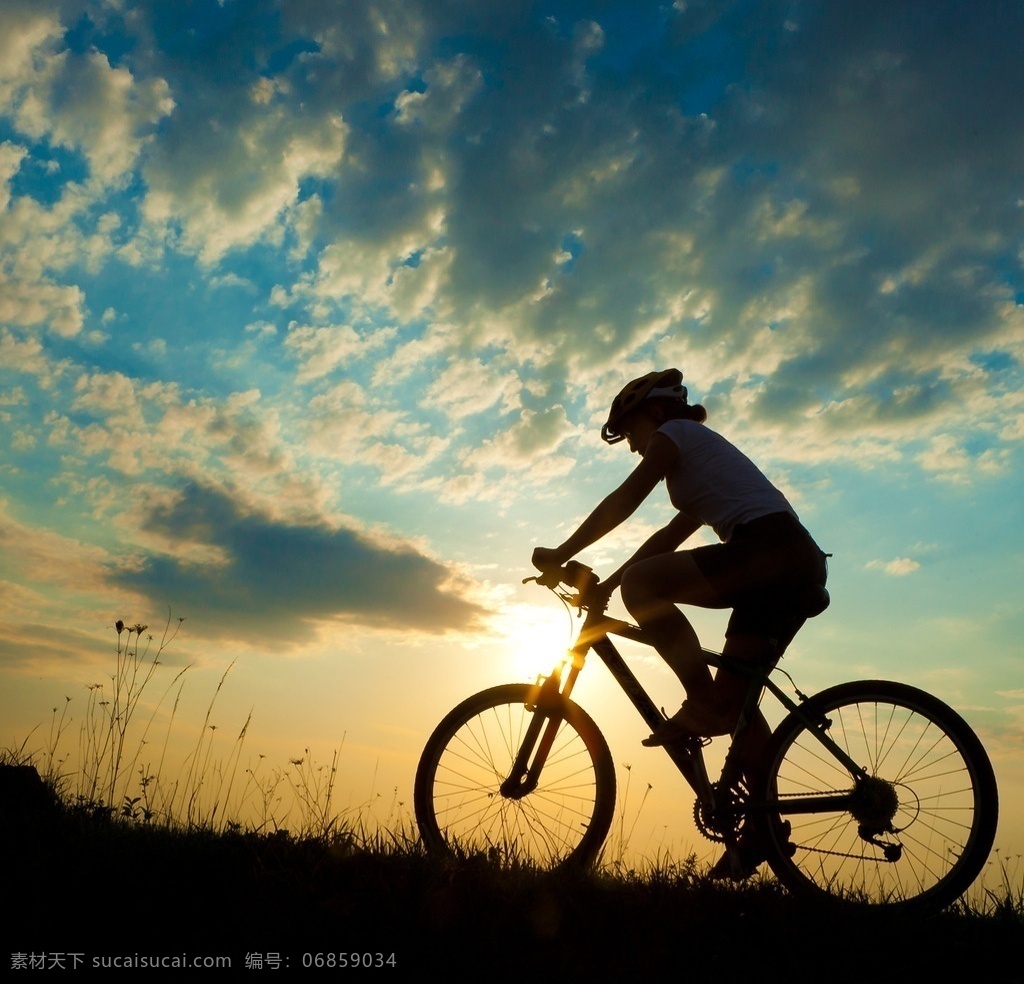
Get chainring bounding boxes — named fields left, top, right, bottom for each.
left=693, top=782, right=746, bottom=844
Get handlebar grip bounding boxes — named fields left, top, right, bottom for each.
left=535, top=568, right=563, bottom=589
left=526, top=562, right=597, bottom=592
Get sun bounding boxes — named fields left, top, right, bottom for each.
left=491, top=601, right=580, bottom=683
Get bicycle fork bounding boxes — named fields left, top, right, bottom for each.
left=499, top=665, right=575, bottom=799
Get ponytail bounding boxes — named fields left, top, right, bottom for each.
left=655, top=399, right=707, bottom=424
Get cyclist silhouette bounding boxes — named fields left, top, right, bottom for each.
left=532, top=369, right=828, bottom=872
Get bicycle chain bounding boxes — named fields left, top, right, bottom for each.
left=778, top=839, right=903, bottom=864
left=693, top=787, right=904, bottom=864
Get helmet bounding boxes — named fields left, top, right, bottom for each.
left=601, top=368, right=689, bottom=444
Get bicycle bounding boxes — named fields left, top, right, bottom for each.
left=414, top=561, right=998, bottom=912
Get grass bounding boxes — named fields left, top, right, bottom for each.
left=4, top=789, right=1022, bottom=977
left=4, top=615, right=1023, bottom=974
left=10, top=612, right=360, bottom=841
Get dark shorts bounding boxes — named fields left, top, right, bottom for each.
left=690, top=512, right=828, bottom=653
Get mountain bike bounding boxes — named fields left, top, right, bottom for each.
left=414, top=562, right=998, bottom=912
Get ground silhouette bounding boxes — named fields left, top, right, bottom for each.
left=3, top=766, right=1021, bottom=979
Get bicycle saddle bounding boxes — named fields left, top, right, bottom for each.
left=786, top=583, right=830, bottom=619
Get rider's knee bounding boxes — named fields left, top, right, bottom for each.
left=619, top=564, right=654, bottom=618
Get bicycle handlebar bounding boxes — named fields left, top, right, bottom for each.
left=524, top=560, right=604, bottom=610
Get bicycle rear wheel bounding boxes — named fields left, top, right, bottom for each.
left=758, top=680, right=997, bottom=912
left=414, top=684, right=615, bottom=867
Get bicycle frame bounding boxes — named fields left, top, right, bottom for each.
left=519, top=603, right=871, bottom=830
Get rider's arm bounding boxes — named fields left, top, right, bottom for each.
left=600, top=510, right=701, bottom=593
left=535, top=433, right=678, bottom=568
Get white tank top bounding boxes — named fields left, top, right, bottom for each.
left=657, top=419, right=797, bottom=542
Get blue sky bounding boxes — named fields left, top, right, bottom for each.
left=2, top=0, right=1022, bottom=866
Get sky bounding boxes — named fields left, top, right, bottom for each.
left=1, top=0, right=1022, bottom=873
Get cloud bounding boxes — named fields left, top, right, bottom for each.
left=915, top=433, right=1011, bottom=484
left=7, top=0, right=1018, bottom=480
left=284, top=322, right=395, bottom=382
left=55, top=371, right=312, bottom=497
left=0, top=3, right=62, bottom=109
left=0, top=500, right=113, bottom=590
left=2, top=0, right=1023, bottom=652
left=262, top=2, right=1024, bottom=486
left=115, top=481, right=483, bottom=639
left=421, top=358, right=523, bottom=421
left=0, top=331, right=58, bottom=384
left=866, top=557, right=921, bottom=576
left=0, top=3, right=173, bottom=188
left=0, top=271, right=84, bottom=337
left=141, top=105, right=346, bottom=264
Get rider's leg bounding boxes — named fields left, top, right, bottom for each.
left=709, top=631, right=795, bottom=881
left=620, top=552, right=731, bottom=731
left=715, top=631, right=773, bottom=772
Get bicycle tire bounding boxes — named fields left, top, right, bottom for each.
left=414, top=684, right=616, bottom=867
left=757, top=680, right=998, bottom=912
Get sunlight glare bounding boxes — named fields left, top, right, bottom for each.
left=492, top=602, right=580, bottom=682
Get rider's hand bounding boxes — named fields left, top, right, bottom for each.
left=531, top=546, right=564, bottom=572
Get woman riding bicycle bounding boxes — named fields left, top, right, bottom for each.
left=532, top=368, right=828, bottom=754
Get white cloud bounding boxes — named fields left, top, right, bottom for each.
left=1, top=5, right=173, bottom=188
left=284, top=322, right=392, bottom=382
left=141, top=108, right=346, bottom=264
left=23, top=51, right=173, bottom=186
left=0, top=4, right=62, bottom=107
left=0, top=271, right=84, bottom=337
left=421, top=358, right=523, bottom=420
left=442, top=406, right=581, bottom=505
left=393, top=54, right=483, bottom=130
left=0, top=140, right=27, bottom=210
left=916, top=434, right=1010, bottom=484
left=866, top=557, right=921, bottom=576
left=0, top=330, right=63, bottom=384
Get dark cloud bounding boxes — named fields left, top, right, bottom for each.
left=115, top=483, right=482, bottom=640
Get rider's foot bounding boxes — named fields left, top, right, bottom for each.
left=709, top=838, right=763, bottom=882
left=709, top=821, right=793, bottom=882
left=641, top=700, right=734, bottom=746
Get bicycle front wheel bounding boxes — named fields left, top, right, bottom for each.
left=759, top=680, right=998, bottom=912
left=414, top=684, right=615, bottom=867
